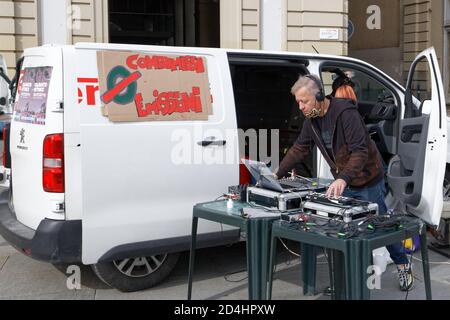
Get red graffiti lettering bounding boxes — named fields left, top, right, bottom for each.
left=135, top=87, right=203, bottom=117
left=16, top=70, right=25, bottom=95
left=126, top=54, right=205, bottom=73
left=126, top=55, right=139, bottom=70
left=86, top=85, right=99, bottom=105
left=77, top=78, right=100, bottom=106
left=77, top=88, right=83, bottom=103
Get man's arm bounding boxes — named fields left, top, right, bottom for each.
left=276, top=121, right=314, bottom=178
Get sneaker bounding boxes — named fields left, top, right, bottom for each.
left=323, top=286, right=334, bottom=296
left=397, top=264, right=414, bottom=291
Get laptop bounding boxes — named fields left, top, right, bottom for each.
left=242, top=159, right=283, bottom=192
left=242, top=159, right=327, bottom=193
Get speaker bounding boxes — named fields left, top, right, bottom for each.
left=305, top=74, right=325, bottom=102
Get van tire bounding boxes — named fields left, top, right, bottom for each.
left=91, top=253, right=180, bottom=292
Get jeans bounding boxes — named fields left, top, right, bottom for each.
left=342, top=178, right=409, bottom=265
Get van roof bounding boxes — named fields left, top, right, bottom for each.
left=26, top=42, right=405, bottom=92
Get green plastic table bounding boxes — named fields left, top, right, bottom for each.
left=268, top=216, right=432, bottom=300
left=187, top=200, right=279, bottom=300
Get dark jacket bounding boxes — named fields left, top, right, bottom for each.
left=277, top=97, right=384, bottom=188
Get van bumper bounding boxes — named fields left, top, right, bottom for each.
left=0, top=190, right=81, bottom=264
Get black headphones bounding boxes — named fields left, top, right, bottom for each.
left=305, top=74, right=325, bottom=102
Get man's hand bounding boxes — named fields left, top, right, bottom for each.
left=326, top=179, right=347, bottom=198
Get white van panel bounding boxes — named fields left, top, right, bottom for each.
left=77, top=46, right=239, bottom=264
left=62, top=46, right=82, bottom=134
left=62, top=47, right=82, bottom=221
left=63, top=133, right=82, bottom=220
left=10, top=46, right=64, bottom=229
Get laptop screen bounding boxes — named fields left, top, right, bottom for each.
left=242, top=159, right=284, bottom=192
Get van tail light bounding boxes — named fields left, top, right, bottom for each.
left=43, top=134, right=64, bottom=193
left=3, top=123, right=11, bottom=168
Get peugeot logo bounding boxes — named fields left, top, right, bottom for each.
left=20, top=128, right=25, bottom=144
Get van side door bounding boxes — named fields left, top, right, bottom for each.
left=387, top=47, right=447, bottom=226
left=76, top=45, right=239, bottom=264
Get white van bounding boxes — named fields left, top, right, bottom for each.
left=0, top=43, right=446, bottom=292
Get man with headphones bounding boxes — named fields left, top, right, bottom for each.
left=275, top=74, right=414, bottom=292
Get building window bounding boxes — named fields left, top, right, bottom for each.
left=108, top=0, right=220, bottom=47
left=108, top=0, right=176, bottom=46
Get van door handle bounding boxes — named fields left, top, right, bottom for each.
left=197, top=140, right=227, bottom=147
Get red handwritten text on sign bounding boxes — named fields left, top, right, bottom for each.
left=134, top=87, right=202, bottom=117
left=126, top=54, right=205, bottom=73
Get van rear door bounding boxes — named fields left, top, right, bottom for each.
left=10, top=46, right=64, bottom=230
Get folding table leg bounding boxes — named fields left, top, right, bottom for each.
left=301, top=244, right=317, bottom=295
left=267, top=234, right=278, bottom=300
left=187, top=216, right=198, bottom=300
left=419, top=231, right=432, bottom=300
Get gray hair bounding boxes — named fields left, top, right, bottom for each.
left=290, top=75, right=320, bottom=96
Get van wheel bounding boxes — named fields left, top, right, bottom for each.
left=91, top=253, right=180, bottom=292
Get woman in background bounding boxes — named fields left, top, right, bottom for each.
left=331, top=73, right=357, bottom=102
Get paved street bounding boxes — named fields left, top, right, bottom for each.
left=1, top=233, right=450, bottom=300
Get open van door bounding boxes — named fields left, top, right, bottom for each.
left=387, top=47, right=447, bottom=227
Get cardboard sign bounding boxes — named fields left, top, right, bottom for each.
left=97, top=51, right=212, bottom=122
